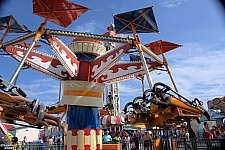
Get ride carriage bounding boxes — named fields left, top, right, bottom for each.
left=124, top=82, right=210, bottom=130
left=0, top=76, right=67, bottom=129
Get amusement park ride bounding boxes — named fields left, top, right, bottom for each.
left=0, top=0, right=210, bottom=149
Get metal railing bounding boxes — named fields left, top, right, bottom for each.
left=0, top=143, right=64, bottom=150
left=0, top=138, right=224, bottom=150
left=159, top=138, right=224, bottom=150
left=123, top=138, right=225, bottom=150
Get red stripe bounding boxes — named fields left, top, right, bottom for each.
left=72, top=130, right=77, bottom=136
left=72, top=145, right=77, bottom=150
left=3, top=123, right=12, bottom=130
left=64, top=145, right=67, bottom=150
left=100, top=117, right=103, bottom=125
left=101, top=115, right=125, bottom=125
left=84, top=145, right=90, bottom=150
left=116, top=116, right=121, bottom=124
left=106, top=116, right=112, bottom=124
left=96, top=144, right=101, bottom=150
left=84, top=129, right=91, bottom=136
left=96, top=129, right=101, bottom=135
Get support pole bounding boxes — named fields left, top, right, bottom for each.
left=131, top=23, right=154, bottom=89
left=8, top=17, right=48, bottom=88
left=158, top=40, right=179, bottom=92
left=8, top=41, right=36, bottom=87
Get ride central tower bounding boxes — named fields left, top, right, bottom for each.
left=63, top=38, right=106, bottom=150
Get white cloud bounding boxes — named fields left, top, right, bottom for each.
left=17, top=78, right=60, bottom=105
left=110, top=4, right=116, bottom=9
left=162, top=0, right=187, bottom=8
left=32, top=78, right=57, bottom=83
left=119, top=80, right=143, bottom=98
left=73, top=21, right=103, bottom=33
left=18, top=83, right=41, bottom=90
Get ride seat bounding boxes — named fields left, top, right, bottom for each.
left=150, top=98, right=166, bottom=114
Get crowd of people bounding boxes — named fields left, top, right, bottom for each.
left=202, top=122, right=225, bottom=139
left=21, top=135, right=64, bottom=150
left=101, top=128, right=200, bottom=150
left=102, top=130, right=154, bottom=150
left=101, top=121, right=225, bottom=150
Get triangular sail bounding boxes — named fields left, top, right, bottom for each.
left=114, top=7, right=159, bottom=34
left=0, top=15, right=30, bottom=33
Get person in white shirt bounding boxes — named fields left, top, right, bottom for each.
left=46, top=136, right=53, bottom=150
left=123, top=133, right=130, bottom=150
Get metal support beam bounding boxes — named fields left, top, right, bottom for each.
left=130, top=23, right=154, bottom=89
left=46, top=29, right=133, bottom=44
left=8, top=23, right=47, bottom=88
left=2, top=31, right=37, bottom=48
left=8, top=41, right=36, bottom=87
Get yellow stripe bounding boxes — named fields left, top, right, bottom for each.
left=64, top=90, right=102, bottom=98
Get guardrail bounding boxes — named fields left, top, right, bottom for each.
left=0, top=143, right=64, bottom=150
left=0, top=138, right=224, bottom=150
left=156, top=138, right=225, bottom=150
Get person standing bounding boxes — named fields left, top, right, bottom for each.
left=143, top=132, right=150, bottom=150
left=22, top=136, right=27, bottom=150
left=12, top=137, right=22, bottom=150
left=131, top=133, right=139, bottom=150
left=123, top=133, right=130, bottom=150
left=137, top=130, right=142, bottom=150
left=56, top=135, right=63, bottom=150
left=210, top=125, right=217, bottom=139
left=202, top=122, right=213, bottom=139
left=102, top=131, right=112, bottom=144
left=185, top=129, right=192, bottom=149
left=46, top=136, right=53, bottom=150
left=149, top=131, right=154, bottom=150
left=203, top=122, right=209, bottom=132
left=113, top=132, right=121, bottom=144
left=202, top=123, right=212, bottom=150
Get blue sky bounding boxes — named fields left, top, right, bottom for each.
left=0, top=0, right=225, bottom=110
